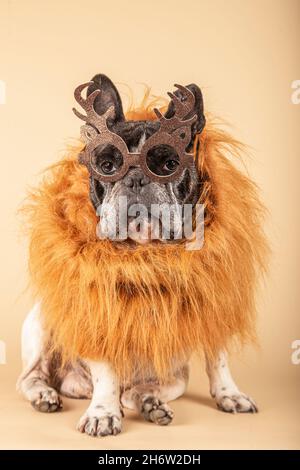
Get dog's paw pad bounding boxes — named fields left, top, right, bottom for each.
left=31, top=388, right=63, bottom=413
left=216, top=392, right=258, bottom=413
left=141, top=397, right=174, bottom=425
left=77, top=413, right=122, bottom=437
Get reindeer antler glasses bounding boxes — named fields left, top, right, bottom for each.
left=73, top=82, right=197, bottom=183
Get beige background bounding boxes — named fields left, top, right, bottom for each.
left=0, top=0, right=299, bottom=449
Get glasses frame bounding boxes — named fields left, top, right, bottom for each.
left=79, top=124, right=196, bottom=184
left=74, top=81, right=199, bottom=184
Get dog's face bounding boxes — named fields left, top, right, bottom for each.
left=86, top=74, right=205, bottom=242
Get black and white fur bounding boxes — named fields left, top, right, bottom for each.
left=17, top=75, right=257, bottom=437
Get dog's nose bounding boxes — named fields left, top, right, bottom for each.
left=124, top=170, right=150, bottom=189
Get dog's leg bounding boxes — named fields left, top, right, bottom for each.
left=77, top=361, right=122, bottom=437
left=121, top=366, right=189, bottom=426
left=17, top=303, right=62, bottom=412
left=59, top=361, right=93, bottom=399
left=59, top=366, right=93, bottom=399
left=205, top=350, right=258, bottom=413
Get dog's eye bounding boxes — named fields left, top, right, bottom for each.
left=94, top=144, right=123, bottom=176
left=146, top=145, right=180, bottom=176
left=164, top=159, right=179, bottom=172
left=100, top=160, right=116, bottom=175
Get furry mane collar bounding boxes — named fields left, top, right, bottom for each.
left=24, top=102, right=268, bottom=383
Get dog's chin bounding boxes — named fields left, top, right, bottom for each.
left=97, top=217, right=181, bottom=246
left=127, top=219, right=153, bottom=245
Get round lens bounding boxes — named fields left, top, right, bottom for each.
left=93, top=144, right=124, bottom=177
left=146, top=145, right=180, bottom=176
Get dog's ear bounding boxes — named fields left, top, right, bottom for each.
left=164, top=83, right=205, bottom=146
left=87, top=74, right=125, bottom=124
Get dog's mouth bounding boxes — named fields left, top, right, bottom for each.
left=96, top=209, right=183, bottom=245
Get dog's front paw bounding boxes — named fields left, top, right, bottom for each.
left=141, top=396, right=174, bottom=425
left=77, top=409, right=122, bottom=437
left=215, top=391, right=258, bottom=413
left=31, top=388, right=63, bottom=413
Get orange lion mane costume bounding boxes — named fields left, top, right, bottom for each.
left=24, top=93, right=268, bottom=384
